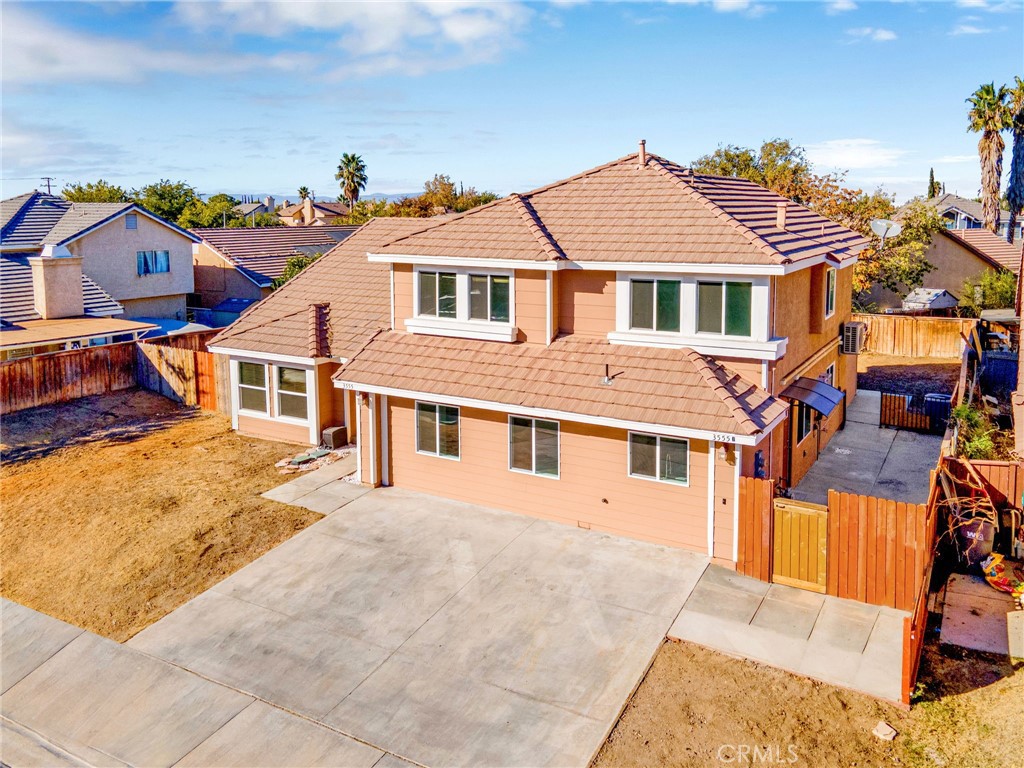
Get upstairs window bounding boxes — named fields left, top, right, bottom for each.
left=237, top=362, right=267, bottom=413
left=125, top=213, right=138, bottom=230
left=416, top=402, right=460, bottom=459
left=825, top=267, right=837, bottom=318
left=469, top=274, right=510, bottom=323
left=418, top=271, right=457, bottom=318
left=137, top=250, right=170, bottom=275
left=697, top=281, right=751, bottom=336
left=630, top=279, right=680, bottom=332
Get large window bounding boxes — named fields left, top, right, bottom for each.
left=418, top=271, right=457, bottom=318
left=416, top=402, right=460, bottom=459
left=277, top=367, right=308, bottom=420
left=796, top=402, right=814, bottom=443
left=825, top=267, right=837, bottom=318
left=509, top=417, right=559, bottom=477
left=628, top=433, right=689, bottom=485
left=696, top=281, right=752, bottom=336
left=630, top=279, right=681, bottom=332
left=238, top=362, right=267, bottom=413
left=470, top=274, right=510, bottom=323
left=137, top=250, right=170, bottom=275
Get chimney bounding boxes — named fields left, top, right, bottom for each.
left=638, top=139, right=647, bottom=167
left=264, top=195, right=275, bottom=211
left=30, top=253, right=85, bottom=319
left=302, top=197, right=314, bottom=225
left=308, top=302, right=331, bottom=358
left=776, top=201, right=788, bottom=230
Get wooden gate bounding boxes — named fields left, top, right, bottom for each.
left=772, top=498, right=828, bottom=593
left=196, top=350, right=217, bottom=411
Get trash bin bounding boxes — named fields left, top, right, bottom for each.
left=957, top=517, right=996, bottom=568
left=924, top=393, right=953, bottom=432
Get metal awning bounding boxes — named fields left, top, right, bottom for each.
left=780, top=377, right=845, bottom=417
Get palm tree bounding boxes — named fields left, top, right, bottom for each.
left=966, top=82, right=1011, bottom=233
left=297, top=186, right=310, bottom=201
left=335, top=153, right=368, bottom=212
left=1005, top=77, right=1024, bottom=244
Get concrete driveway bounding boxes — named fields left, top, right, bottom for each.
left=128, top=487, right=708, bottom=767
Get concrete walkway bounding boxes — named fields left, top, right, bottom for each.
left=668, top=566, right=908, bottom=702
left=791, top=389, right=942, bottom=505
left=260, top=452, right=369, bottom=514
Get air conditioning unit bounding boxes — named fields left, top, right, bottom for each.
left=841, top=321, right=866, bottom=355
left=321, top=425, right=348, bottom=449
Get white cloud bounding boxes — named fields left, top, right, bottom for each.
left=950, top=23, right=992, bottom=35
left=826, top=0, right=857, bottom=14
left=0, top=6, right=309, bottom=85
left=955, top=0, right=1021, bottom=11
left=1, top=115, right=128, bottom=179
left=663, top=0, right=772, bottom=16
left=936, top=154, right=978, bottom=163
left=806, top=139, right=909, bottom=170
left=846, top=26, right=898, bottom=42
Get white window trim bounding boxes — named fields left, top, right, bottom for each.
left=507, top=415, right=560, bottom=479
left=414, top=401, right=461, bottom=461
left=237, top=361, right=269, bottom=417
left=822, top=363, right=836, bottom=388
left=824, top=267, right=837, bottom=319
left=275, top=366, right=311, bottom=425
left=627, top=432, right=690, bottom=487
left=410, top=266, right=517, bottom=340
left=628, top=277, right=682, bottom=333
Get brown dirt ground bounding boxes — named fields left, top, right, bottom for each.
left=0, top=390, right=320, bottom=642
left=857, top=354, right=960, bottom=399
left=593, top=636, right=1022, bottom=768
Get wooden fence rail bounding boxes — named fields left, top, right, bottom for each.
left=853, top=313, right=977, bottom=358
left=946, top=457, right=1024, bottom=509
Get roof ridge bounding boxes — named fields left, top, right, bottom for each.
left=508, top=193, right=566, bottom=261
left=682, top=349, right=762, bottom=434
left=646, top=156, right=784, bottom=264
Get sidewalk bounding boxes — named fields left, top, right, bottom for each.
left=668, top=565, right=908, bottom=703
left=261, top=452, right=368, bottom=514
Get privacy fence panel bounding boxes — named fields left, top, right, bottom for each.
left=853, top=313, right=977, bottom=358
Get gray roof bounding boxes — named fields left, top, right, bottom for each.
left=234, top=202, right=264, bottom=216
left=0, top=253, right=123, bottom=323
left=902, top=287, right=959, bottom=308
left=914, top=193, right=984, bottom=222
left=41, top=202, right=135, bottom=245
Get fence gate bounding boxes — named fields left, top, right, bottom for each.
left=772, top=498, right=828, bottom=593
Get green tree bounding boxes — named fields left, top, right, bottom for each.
left=852, top=200, right=945, bottom=297
left=422, top=174, right=457, bottom=211
left=966, top=82, right=1011, bottom=233
left=132, top=179, right=197, bottom=224
left=177, top=197, right=237, bottom=228
left=335, top=153, right=368, bottom=211
left=61, top=179, right=130, bottom=203
left=335, top=198, right=393, bottom=225
left=454, top=185, right=499, bottom=212
left=958, top=268, right=1019, bottom=316
left=1005, top=76, right=1024, bottom=244
left=271, top=252, right=322, bottom=289
left=927, top=167, right=942, bottom=199
left=692, top=139, right=812, bottom=201
left=297, top=186, right=310, bottom=201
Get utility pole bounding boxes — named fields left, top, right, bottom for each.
left=41, top=176, right=54, bottom=194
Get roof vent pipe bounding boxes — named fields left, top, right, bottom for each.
left=638, top=139, right=647, bottom=168
left=776, top=201, right=788, bottom=230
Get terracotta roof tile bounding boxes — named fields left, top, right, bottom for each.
left=335, top=332, right=787, bottom=437
left=943, top=228, right=1022, bottom=274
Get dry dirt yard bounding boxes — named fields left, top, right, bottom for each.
left=1, top=390, right=320, bottom=642
left=857, top=353, right=960, bottom=399
left=594, top=637, right=1021, bottom=768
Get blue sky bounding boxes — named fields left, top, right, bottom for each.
left=2, top=0, right=1021, bottom=204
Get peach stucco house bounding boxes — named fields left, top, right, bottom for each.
left=210, top=148, right=867, bottom=564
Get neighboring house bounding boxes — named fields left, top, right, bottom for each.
left=279, top=198, right=349, bottom=227
left=190, top=226, right=358, bottom=325
left=901, top=288, right=959, bottom=313
left=867, top=227, right=1022, bottom=310
left=211, top=147, right=868, bottom=565
left=0, top=251, right=156, bottom=360
left=1, top=192, right=198, bottom=320
left=232, top=196, right=276, bottom=218
left=912, top=193, right=1024, bottom=241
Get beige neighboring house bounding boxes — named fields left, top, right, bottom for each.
left=1, top=192, right=199, bottom=320
left=915, top=192, right=1024, bottom=241
left=279, top=198, right=349, bottom=227
left=867, top=228, right=1022, bottom=311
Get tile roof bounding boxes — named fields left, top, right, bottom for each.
left=0, top=317, right=157, bottom=350
left=375, top=152, right=868, bottom=266
left=209, top=217, right=446, bottom=360
left=233, top=202, right=264, bottom=216
left=916, top=193, right=984, bottom=222
left=1, top=192, right=72, bottom=249
left=0, top=254, right=123, bottom=323
left=943, top=228, right=1022, bottom=274
left=313, top=201, right=348, bottom=216
left=335, top=332, right=787, bottom=437
left=41, top=203, right=135, bottom=245
left=193, top=226, right=359, bottom=286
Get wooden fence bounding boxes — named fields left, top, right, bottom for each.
left=946, top=458, right=1024, bottom=509
left=0, top=341, right=137, bottom=414
left=853, top=313, right=977, bottom=358
left=879, top=393, right=931, bottom=431
left=737, top=477, right=774, bottom=583
left=0, top=331, right=225, bottom=415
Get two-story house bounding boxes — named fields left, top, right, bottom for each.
left=1, top=192, right=198, bottom=321
left=210, top=148, right=867, bottom=564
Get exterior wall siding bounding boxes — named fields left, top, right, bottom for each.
left=393, top=264, right=413, bottom=332
left=866, top=234, right=993, bottom=310
left=119, top=295, right=187, bottom=320
left=514, top=269, right=547, bottom=343
left=237, top=413, right=310, bottom=444
left=557, top=270, right=616, bottom=337
left=712, top=444, right=739, bottom=560
left=192, top=243, right=265, bottom=308
left=383, top=397, right=713, bottom=552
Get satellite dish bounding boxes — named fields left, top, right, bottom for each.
left=870, top=219, right=902, bottom=239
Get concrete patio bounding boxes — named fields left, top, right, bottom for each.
left=791, top=389, right=942, bottom=505
left=260, top=452, right=369, bottom=514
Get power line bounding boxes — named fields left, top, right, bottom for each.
left=41, top=177, right=55, bottom=194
